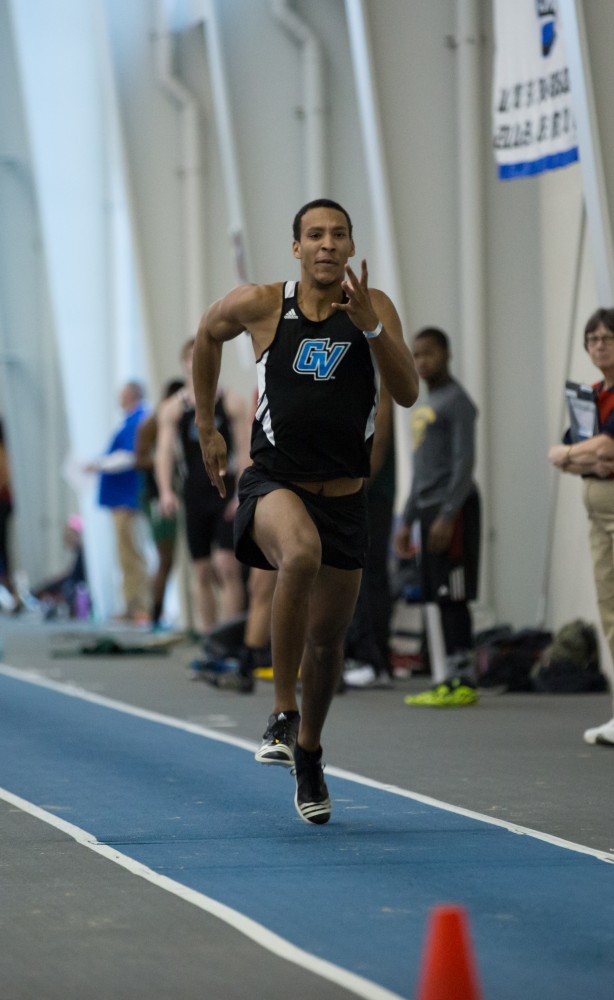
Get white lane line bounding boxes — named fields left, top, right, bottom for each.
left=2, top=663, right=614, bottom=865
left=0, top=785, right=403, bottom=1000
left=0, top=664, right=259, bottom=751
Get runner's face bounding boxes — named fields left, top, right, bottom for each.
left=292, top=208, right=355, bottom=285
left=412, top=338, right=449, bottom=384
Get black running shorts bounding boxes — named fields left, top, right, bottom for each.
left=183, top=487, right=235, bottom=560
left=234, top=464, right=368, bottom=571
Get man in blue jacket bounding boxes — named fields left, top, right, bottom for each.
left=87, top=381, right=150, bottom=623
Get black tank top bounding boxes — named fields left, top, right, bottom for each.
left=250, top=281, right=379, bottom=480
left=179, top=393, right=235, bottom=498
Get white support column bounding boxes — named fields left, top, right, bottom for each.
left=270, top=0, right=326, bottom=200
left=8, top=0, right=151, bottom=621
left=455, top=0, right=491, bottom=614
left=200, top=0, right=252, bottom=287
left=559, top=0, right=614, bottom=305
left=168, top=0, right=252, bottom=285
left=344, top=0, right=412, bottom=508
left=152, top=0, right=206, bottom=336
left=169, top=0, right=253, bottom=369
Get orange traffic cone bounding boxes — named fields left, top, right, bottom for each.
left=416, top=904, right=484, bottom=1000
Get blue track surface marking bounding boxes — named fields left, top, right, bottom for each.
left=1, top=670, right=613, bottom=999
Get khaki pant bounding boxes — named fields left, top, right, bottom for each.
left=583, top=480, right=614, bottom=683
left=111, top=508, right=149, bottom=617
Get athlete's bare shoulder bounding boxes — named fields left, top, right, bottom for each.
left=244, top=281, right=283, bottom=318
left=204, top=282, right=283, bottom=342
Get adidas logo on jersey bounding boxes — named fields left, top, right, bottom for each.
left=284, top=308, right=299, bottom=320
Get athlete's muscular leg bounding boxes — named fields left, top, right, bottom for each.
left=151, top=537, right=175, bottom=621
left=298, top=565, right=362, bottom=752
left=212, top=547, right=245, bottom=621
left=252, top=490, right=321, bottom=712
left=244, top=567, right=277, bottom=649
left=192, top=556, right=218, bottom=631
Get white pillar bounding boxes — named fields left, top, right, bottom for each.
left=8, top=0, right=151, bottom=620
left=455, top=0, right=491, bottom=614
left=270, top=0, right=326, bottom=200
left=344, top=0, right=412, bottom=509
left=558, top=0, right=614, bottom=305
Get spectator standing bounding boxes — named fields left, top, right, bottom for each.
left=395, top=327, right=481, bottom=707
left=196, top=385, right=279, bottom=692
left=85, top=381, right=150, bottom=624
left=549, top=307, right=614, bottom=745
left=155, top=339, right=248, bottom=633
left=135, top=378, right=184, bottom=629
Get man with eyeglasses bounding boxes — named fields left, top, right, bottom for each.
left=549, top=307, right=614, bottom=745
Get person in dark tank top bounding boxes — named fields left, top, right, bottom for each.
left=155, top=338, right=250, bottom=634
left=192, top=198, right=419, bottom=825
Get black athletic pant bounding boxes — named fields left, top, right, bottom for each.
left=418, top=489, right=481, bottom=656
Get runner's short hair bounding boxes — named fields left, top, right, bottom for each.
left=292, top=199, right=353, bottom=241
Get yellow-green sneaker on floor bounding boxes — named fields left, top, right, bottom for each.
left=404, top=677, right=479, bottom=707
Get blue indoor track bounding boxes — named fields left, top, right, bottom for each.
left=1, top=669, right=613, bottom=1000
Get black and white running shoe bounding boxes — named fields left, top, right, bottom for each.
left=293, top=744, right=332, bottom=825
left=255, top=711, right=299, bottom=766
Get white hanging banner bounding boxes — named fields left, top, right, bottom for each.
left=492, top=1, right=578, bottom=180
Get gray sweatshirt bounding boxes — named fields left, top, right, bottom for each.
left=403, top=377, right=477, bottom=524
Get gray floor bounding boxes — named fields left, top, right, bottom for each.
left=1, top=613, right=613, bottom=999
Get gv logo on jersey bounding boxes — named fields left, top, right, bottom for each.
left=293, top=338, right=351, bottom=380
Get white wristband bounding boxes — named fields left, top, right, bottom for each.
left=363, top=321, right=382, bottom=340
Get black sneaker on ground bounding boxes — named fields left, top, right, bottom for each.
left=255, top=711, right=300, bottom=766
left=205, top=668, right=255, bottom=693
left=293, top=744, right=332, bottom=825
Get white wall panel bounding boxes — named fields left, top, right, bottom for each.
left=7, top=0, right=151, bottom=619
left=0, top=0, right=74, bottom=584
